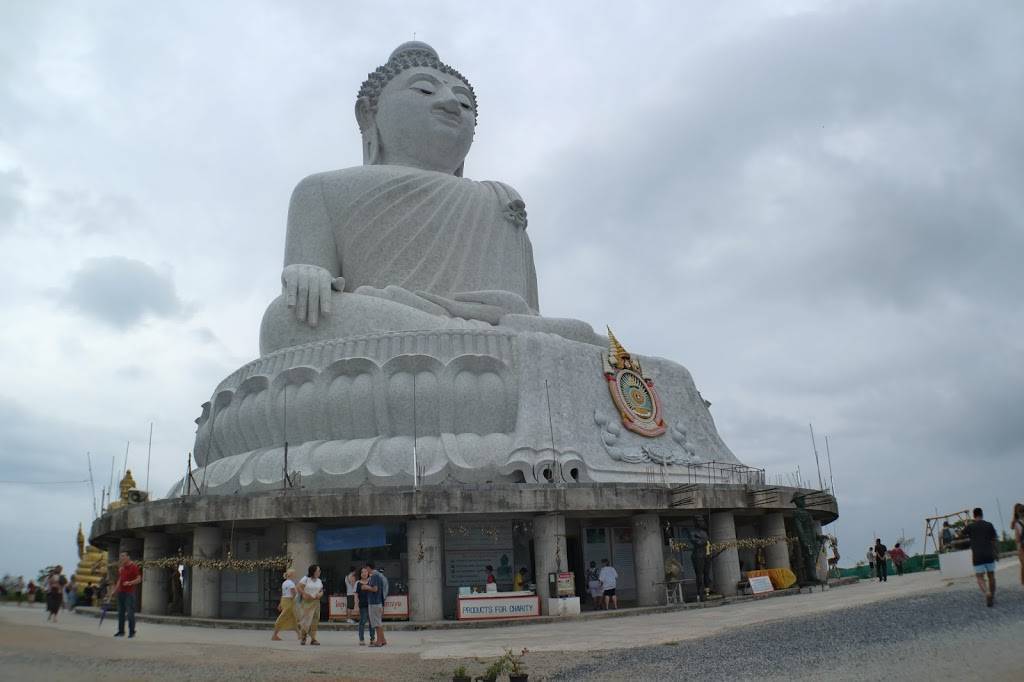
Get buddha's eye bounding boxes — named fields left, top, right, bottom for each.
left=456, top=96, right=473, bottom=110
left=415, top=86, right=434, bottom=95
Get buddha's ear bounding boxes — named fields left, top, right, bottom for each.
left=355, top=97, right=381, bottom=165
left=453, top=161, right=465, bottom=178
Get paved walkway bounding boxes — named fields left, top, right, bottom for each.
left=3, top=560, right=1016, bottom=661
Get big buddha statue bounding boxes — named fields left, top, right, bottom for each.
left=178, top=42, right=742, bottom=496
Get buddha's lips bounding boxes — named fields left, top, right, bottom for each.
left=431, top=109, right=462, bottom=126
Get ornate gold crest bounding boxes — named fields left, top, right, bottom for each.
left=602, top=327, right=666, bottom=437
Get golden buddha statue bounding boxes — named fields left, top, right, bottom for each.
left=73, top=523, right=107, bottom=588
left=107, top=469, right=137, bottom=511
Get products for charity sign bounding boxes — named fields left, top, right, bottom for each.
left=457, top=595, right=540, bottom=620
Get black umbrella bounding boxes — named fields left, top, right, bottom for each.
left=98, top=599, right=112, bottom=628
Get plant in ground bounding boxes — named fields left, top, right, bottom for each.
left=479, top=658, right=505, bottom=682
left=504, top=647, right=529, bottom=675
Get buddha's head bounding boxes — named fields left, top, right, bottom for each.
left=356, top=42, right=477, bottom=176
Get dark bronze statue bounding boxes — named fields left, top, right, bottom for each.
left=684, top=518, right=713, bottom=600
left=792, top=494, right=827, bottom=585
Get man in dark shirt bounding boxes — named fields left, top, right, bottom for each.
left=963, top=507, right=999, bottom=607
left=874, top=539, right=888, bottom=582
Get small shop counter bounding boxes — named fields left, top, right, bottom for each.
left=456, top=591, right=540, bottom=621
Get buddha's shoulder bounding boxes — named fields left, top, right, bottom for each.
left=291, top=166, right=525, bottom=206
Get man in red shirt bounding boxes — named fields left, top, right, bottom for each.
left=113, top=552, right=142, bottom=638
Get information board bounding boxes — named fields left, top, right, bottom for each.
left=444, top=520, right=516, bottom=588
left=748, top=575, right=774, bottom=595
left=445, top=549, right=516, bottom=588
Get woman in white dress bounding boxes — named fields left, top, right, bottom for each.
left=296, top=564, right=324, bottom=645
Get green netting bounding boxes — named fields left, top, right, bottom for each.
left=838, top=553, right=940, bottom=578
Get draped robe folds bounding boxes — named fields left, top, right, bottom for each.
left=326, top=166, right=539, bottom=309
left=259, top=165, right=544, bottom=355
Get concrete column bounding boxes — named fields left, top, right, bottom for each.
left=406, top=519, right=443, bottom=622
left=141, top=532, right=169, bottom=615
left=710, top=511, right=741, bottom=597
left=533, top=514, right=567, bottom=614
left=631, top=514, right=665, bottom=607
left=106, top=546, right=119, bottom=586
left=286, top=522, right=317, bottom=576
left=761, top=513, right=791, bottom=570
left=190, top=526, right=222, bottom=619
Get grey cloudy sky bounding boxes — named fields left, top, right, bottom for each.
left=1, top=0, right=1022, bottom=580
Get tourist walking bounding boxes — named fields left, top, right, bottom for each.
left=963, top=507, right=999, bottom=607
left=889, top=543, right=908, bottom=576
left=1011, top=502, right=1024, bottom=586
left=296, top=565, right=323, bottom=645
left=866, top=546, right=875, bottom=578
left=365, top=561, right=388, bottom=646
left=45, top=566, right=66, bottom=622
left=113, top=552, right=141, bottom=638
left=599, top=558, right=618, bottom=610
left=26, top=580, right=37, bottom=606
left=355, top=566, right=375, bottom=645
left=344, top=566, right=358, bottom=623
left=271, top=568, right=299, bottom=641
left=874, top=540, right=888, bottom=582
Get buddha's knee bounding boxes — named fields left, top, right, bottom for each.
left=259, top=291, right=459, bottom=356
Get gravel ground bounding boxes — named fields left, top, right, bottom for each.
left=548, top=581, right=1024, bottom=681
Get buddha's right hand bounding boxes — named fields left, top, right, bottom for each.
left=281, top=264, right=345, bottom=327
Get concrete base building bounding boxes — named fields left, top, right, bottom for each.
left=92, top=480, right=836, bottom=619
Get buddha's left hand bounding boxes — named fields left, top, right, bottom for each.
left=417, top=290, right=534, bottom=324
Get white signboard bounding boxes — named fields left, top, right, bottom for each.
left=457, top=594, right=540, bottom=620
left=328, top=595, right=348, bottom=619
left=329, top=593, right=410, bottom=620
left=383, top=594, right=409, bottom=619
left=748, top=575, right=774, bottom=595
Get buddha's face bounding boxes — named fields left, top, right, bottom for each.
left=374, top=67, right=476, bottom=174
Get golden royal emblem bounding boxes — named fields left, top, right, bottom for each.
left=602, top=328, right=666, bottom=437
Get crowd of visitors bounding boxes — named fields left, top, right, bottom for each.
left=270, top=562, right=390, bottom=647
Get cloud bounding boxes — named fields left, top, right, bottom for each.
left=60, top=256, right=188, bottom=329
left=0, top=168, right=26, bottom=231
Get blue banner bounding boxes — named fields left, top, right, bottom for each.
left=315, top=525, right=388, bottom=551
